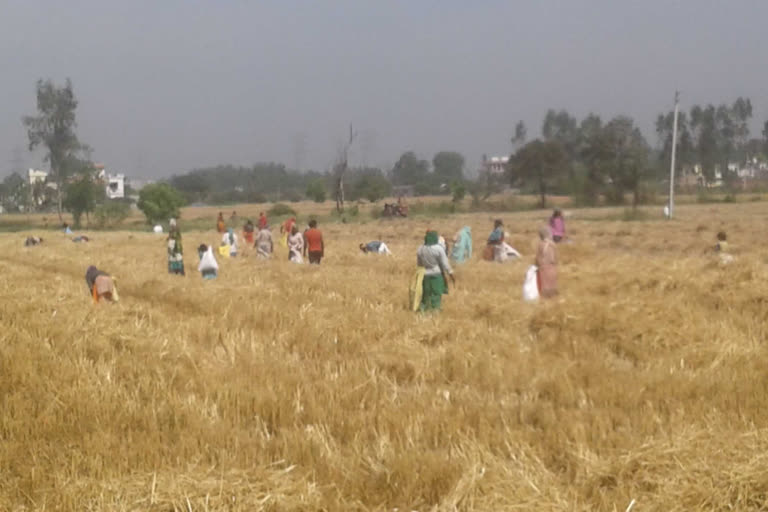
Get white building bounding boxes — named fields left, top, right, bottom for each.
left=106, top=174, right=125, bottom=199
left=482, top=156, right=510, bottom=174
left=28, top=168, right=48, bottom=185
left=96, top=168, right=126, bottom=199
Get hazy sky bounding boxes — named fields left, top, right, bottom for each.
left=1, top=0, right=766, bottom=179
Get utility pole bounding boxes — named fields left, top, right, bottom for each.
left=668, top=91, right=679, bottom=219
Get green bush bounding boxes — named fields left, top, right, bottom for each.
left=94, top=200, right=131, bottom=228
left=137, top=183, right=185, bottom=225
left=722, top=194, right=737, bottom=203
left=306, top=179, right=327, bottom=203
left=268, top=203, right=297, bottom=217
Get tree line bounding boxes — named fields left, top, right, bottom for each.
left=4, top=79, right=768, bottom=223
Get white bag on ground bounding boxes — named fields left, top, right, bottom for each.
left=523, top=265, right=539, bottom=302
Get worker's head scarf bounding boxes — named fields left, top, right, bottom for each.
left=539, top=226, right=553, bottom=241
left=424, top=230, right=439, bottom=245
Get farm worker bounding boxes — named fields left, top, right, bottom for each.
left=438, top=235, right=448, bottom=254
left=255, top=225, right=274, bottom=259
left=167, top=226, right=185, bottom=276
left=216, top=212, right=226, bottom=233
left=63, top=223, right=72, bottom=234
left=72, top=235, right=90, bottom=243
left=359, top=240, right=392, bottom=255
left=281, top=217, right=296, bottom=235
left=549, top=208, right=566, bottom=243
left=258, top=212, right=268, bottom=230
left=287, top=225, right=304, bottom=263
left=222, top=228, right=238, bottom=257
left=535, top=226, right=558, bottom=298
left=197, top=244, right=219, bottom=279
left=304, top=219, right=325, bottom=265
left=243, top=219, right=255, bottom=245
left=450, top=226, right=472, bottom=264
left=24, top=236, right=43, bottom=246
left=417, top=230, right=455, bottom=312
left=85, top=266, right=119, bottom=303
left=714, top=231, right=734, bottom=265
left=484, top=219, right=505, bottom=261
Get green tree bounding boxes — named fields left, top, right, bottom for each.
left=0, top=173, right=29, bottom=212
left=656, top=110, right=693, bottom=180
left=390, top=151, right=429, bottom=186
left=432, top=151, right=465, bottom=184
left=450, top=181, right=466, bottom=203
left=63, top=177, right=103, bottom=228
left=351, top=170, right=391, bottom=202
left=137, top=183, right=185, bottom=225
left=507, top=139, right=568, bottom=208
left=763, top=120, right=768, bottom=156
left=511, top=120, right=527, bottom=149
left=23, top=79, right=84, bottom=221
left=306, top=178, right=327, bottom=203
left=94, top=200, right=131, bottom=228
left=690, top=105, right=720, bottom=184
left=584, top=116, right=650, bottom=207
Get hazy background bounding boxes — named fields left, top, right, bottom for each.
left=1, top=0, right=766, bottom=179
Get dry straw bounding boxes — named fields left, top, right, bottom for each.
left=1, top=202, right=768, bottom=510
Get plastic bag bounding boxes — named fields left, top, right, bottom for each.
left=198, top=247, right=219, bottom=272
left=218, top=245, right=230, bottom=258
left=523, top=265, right=539, bottom=302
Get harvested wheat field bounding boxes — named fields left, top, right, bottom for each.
left=2, top=202, right=768, bottom=511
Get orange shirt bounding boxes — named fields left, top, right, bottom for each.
left=304, top=228, right=323, bottom=252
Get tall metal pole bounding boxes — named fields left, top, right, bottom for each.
left=669, top=91, right=679, bottom=219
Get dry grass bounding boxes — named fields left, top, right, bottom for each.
left=2, top=202, right=768, bottom=510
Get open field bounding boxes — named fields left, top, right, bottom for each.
left=2, top=202, right=768, bottom=510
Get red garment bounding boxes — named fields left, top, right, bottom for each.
left=258, top=215, right=267, bottom=229
left=304, top=228, right=323, bottom=252
left=283, top=218, right=295, bottom=233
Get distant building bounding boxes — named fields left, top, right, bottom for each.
left=481, top=155, right=509, bottom=175
left=28, top=168, right=48, bottom=185
left=96, top=166, right=126, bottom=199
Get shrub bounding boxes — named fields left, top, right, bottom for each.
left=306, top=179, right=327, bottom=203
left=137, top=183, right=185, bottom=225
left=268, top=203, right=297, bottom=217
left=94, top=200, right=131, bottom=228
left=722, top=194, right=737, bottom=203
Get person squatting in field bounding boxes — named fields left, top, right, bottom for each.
left=24, top=236, right=43, bottom=246
left=535, top=226, right=558, bottom=298
left=167, top=224, right=185, bottom=276
left=303, top=219, right=324, bottom=264
left=85, top=265, right=118, bottom=303
left=417, top=230, right=455, bottom=312
left=288, top=225, right=304, bottom=263
left=359, top=240, right=392, bottom=255
left=484, top=219, right=521, bottom=262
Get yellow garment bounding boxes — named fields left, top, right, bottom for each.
left=218, top=245, right=230, bottom=258
left=409, top=267, right=425, bottom=312
left=280, top=233, right=288, bottom=248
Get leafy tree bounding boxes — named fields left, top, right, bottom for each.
left=542, top=109, right=580, bottom=161
left=306, top=178, right=327, bottom=203
left=690, top=105, right=720, bottom=184
left=64, top=177, right=103, bottom=228
left=511, top=121, right=527, bottom=149
left=584, top=116, right=650, bottom=207
left=23, top=79, right=84, bottom=221
left=350, top=170, right=391, bottom=202
left=390, top=151, right=429, bottom=186
left=137, top=183, right=185, bottom=225
left=432, top=151, right=465, bottom=184
left=0, top=173, right=29, bottom=212
left=507, top=139, right=568, bottom=207
left=656, top=110, right=693, bottom=180
left=763, top=120, right=768, bottom=156
left=450, top=181, right=466, bottom=203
